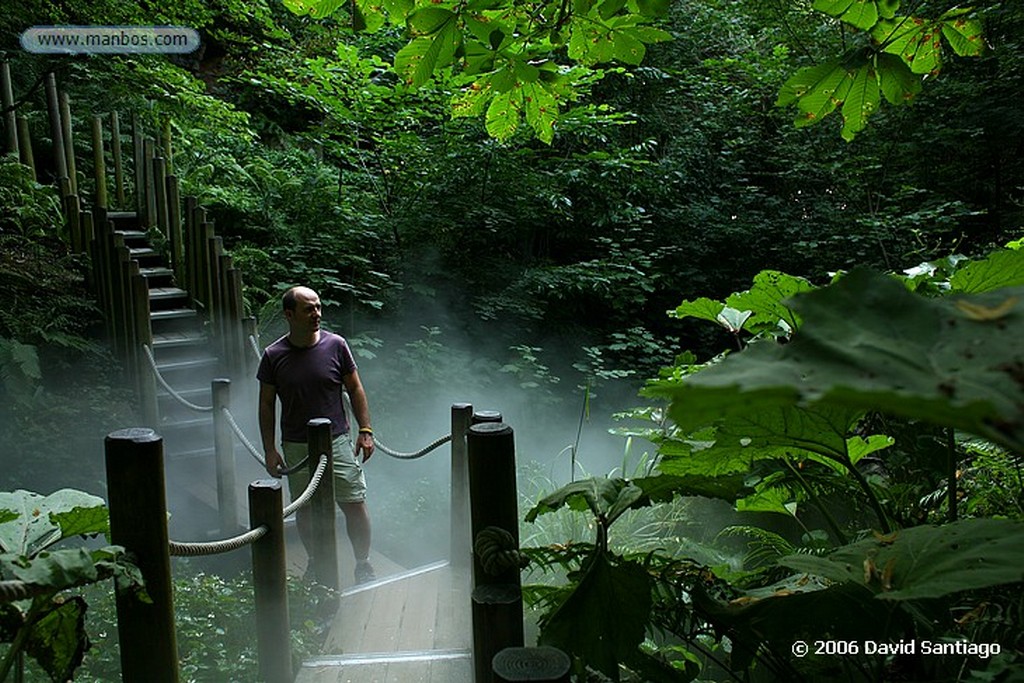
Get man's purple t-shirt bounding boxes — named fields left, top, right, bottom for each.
left=257, top=331, right=357, bottom=442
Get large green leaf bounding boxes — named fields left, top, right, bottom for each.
left=647, top=269, right=1024, bottom=454
left=780, top=519, right=1024, bottom=600
left=539, top=553, right=651, bottom=681
left=485, top=89, right=523, bottom=141
left=523, top=82, right=558, bottom=144
left=724, top=270, right=814, bottom=332
left=872, top=16, right=944, bottom=74
left=949, top=248, right=1024, bottom=294
left=813, top=0, right=880, bottom=30
left=526, top=478, right=645, bottom=526
left=24, top=596, right=89, bottom=682
left=940, top=10, right=984, bottom=57
left=840, top=61, right=880, bottom=141
left=0, top=548, right=99, bottom=590
left=632, top=473, right=754, bottom=504
left=0, top=490, right=107, bottom=557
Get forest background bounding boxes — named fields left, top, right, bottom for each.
left=1, top=0, right=1023, bottom=681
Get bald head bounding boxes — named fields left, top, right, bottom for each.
left=283, top=286, right=319, bottom=312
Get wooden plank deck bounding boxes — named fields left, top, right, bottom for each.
left=297, top=562, right=473, bottom=683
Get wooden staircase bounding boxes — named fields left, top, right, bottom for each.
left=109, top=210, right=221, bottom=461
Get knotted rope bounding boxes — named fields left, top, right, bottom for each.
left=473, top=526, right=529, bottom=575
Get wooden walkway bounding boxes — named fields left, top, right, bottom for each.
left=297, top=561, right=473, bottom=683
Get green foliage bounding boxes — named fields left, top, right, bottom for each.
left=0, top=161, right=62, bottom=238
left=648, top=266, right=1024, bottom=455
left=65, top=571, right=334, bottom=682
left=778, top=3, right=986, bottom=139
left=0, top=490, right=143, bottom=683
left=780, top=519, right=1024, bottom=600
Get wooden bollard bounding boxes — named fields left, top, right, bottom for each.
left=45, top=74, right=68, bottom=182
left=468, top=422, right=524, bottom=682
left=450, top=402, right=473, bottom=571
left=91, top=114, right=107, bottom=209
left=104, top=428, right=179, bottom=683
left=212, top=379, right=239, bottom=534
left=16, top=116, right=35, bottom=180
left=1, top=61, right=17, bottom=156
left=307, top=418, right=339, bottom=592
left=249, top=479, right=291, bottom=683
left=59, top=92, right=77, bottom=196
left=493, top=647, right=571, bottom=682
left=467, top=422, right=519, bottom=586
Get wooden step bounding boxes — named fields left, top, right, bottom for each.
left=140, top=266, right=174, bottom=279
left=151, top=307, right=197, bottom=321
left=155, top=356, right=218, bottom=371
left=152, top=330, right=207, bottom=348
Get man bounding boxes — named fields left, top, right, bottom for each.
left=257, top=285, right=377, bottom=584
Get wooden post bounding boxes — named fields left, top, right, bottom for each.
left=1, top=62, right=17, bottom=156
left=474, top=410, right=503, bottom=424
left=45, top=74, right=68, bottom=183
left=59, top=91, right=77, bottom=196
left=81, top=211, right=95, bottom=289
left=104, top=428, right=179, bottom=683
left=131, top=113, right=143, bottom=217
left=307, top=418, right=339, bottom=592
left=143, top=137, right=156, bottom=228
left=228, top=267, right=245, bottom=377
left=249, top=479, right=292, bottom=683
left=132, top=263, right=158, bottom=427
left=167, top=175, right=183, bottom=281
left=212, top=379, right=239, bottom=534
left=184, top=198, right=199, bottom=300
left=111, top=111, right=125, bottom=207
left=16, top=117, right=35, bottom=180
left=153, top=155, right=169, bottom=239
left=468, top=422, right=524, bottom=683
left=64, top=193, right=82, bottom=254
left=492, top=647, right=571, bottom=682
left=451, top=403, right=473, bottom=571
left=91, top=115, right=107, bottom=210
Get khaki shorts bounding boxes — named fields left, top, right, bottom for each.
left=282, top=434, right=367, bottom=505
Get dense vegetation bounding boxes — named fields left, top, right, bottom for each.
left=1, top=0, right=1022, bottom=680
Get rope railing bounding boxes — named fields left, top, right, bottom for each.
left=376, top=433, right=453, bottom=459
left=167, top=454, right=328, bottom=557
left=142, top=344, right=213, bottom=413
left=249, top=334, right=261, bottom=362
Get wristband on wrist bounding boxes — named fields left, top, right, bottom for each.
left=358, top=427, right=373, bottom=435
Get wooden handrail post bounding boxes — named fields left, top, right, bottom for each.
left=59, top=91, right=77, bottom=196
left=104, top=428, right=179, bottom=683
left=468, top=421, right=524, bottom=683
left=16, top=116, right=36, bottom=180
left=450, top=403, right=473, bottom=571
left=2, top=61, right=17, bottom=156
left=111, top=111, right=125, bottom=207
left=307, top=418, right=339, bottom=592
left=91, top=114, right=108, bottom=210
left=212, top=378, right=239, bottom=534
left=249, top=479, right=292, bottom=683
left=44, top=74, right=68, bottom=186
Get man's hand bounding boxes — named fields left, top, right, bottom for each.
left=264, top=448, right=286, bottom=478
left=355, top=432, right=374, bottom=463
